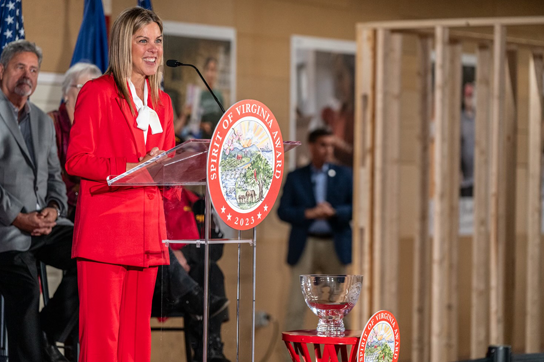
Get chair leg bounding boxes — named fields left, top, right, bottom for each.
left=58, top=311, right=78, bottom=344
left=58, top=314, right=79, bottom=362
left=38, top=262, right=50, bottom=306
left=184, top=315, right=193, bottom=362
left=0, top=295, right=7, bottom=360
left=150, top=315, right=192, bottom=361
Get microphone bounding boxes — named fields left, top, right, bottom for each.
left=166, top=59, right=226, bottom=113
left=166, top=59, right=182, bottom=67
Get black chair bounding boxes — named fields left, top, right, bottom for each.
left=0, top=262, right=78, bottom=362
left=150, top=310, right=192, bottom=362
left=38, top=262, right=79, bottom=361
left=151, top=269, right=192, bottom=362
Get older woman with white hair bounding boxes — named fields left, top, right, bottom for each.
left=48, top=62, right=101, bottom=221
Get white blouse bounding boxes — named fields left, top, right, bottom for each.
left=128, top=79, right=163, bottom=144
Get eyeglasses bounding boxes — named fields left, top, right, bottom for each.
left=70, top=84, right=84, bottom=90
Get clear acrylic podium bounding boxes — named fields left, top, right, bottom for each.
left=107, top=139, right=300, bottom=362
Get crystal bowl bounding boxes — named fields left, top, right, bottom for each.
left=300, top=274, right=363, bottom=336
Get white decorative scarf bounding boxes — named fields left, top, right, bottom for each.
left=128, top=79, right=163, bottom=144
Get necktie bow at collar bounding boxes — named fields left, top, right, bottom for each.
left=128, top=79, right=163, bottom=135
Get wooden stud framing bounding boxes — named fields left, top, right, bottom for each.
left=503, top=48, right=518, bottom=346
left=431, top=25, right=450, bottom=362
left=384, top=33, right=403, bottom=315
left=412, top=35, right=432, bottom=362
left=352, top=25, right=365, bottom=330
left=354, top=16, right=544, bottom=359
left=447, top=41, right=462, bottom=362
left=393, top=28, right=544, bottom=49
left=359, top=16, right=544, bottom=30
left=471, top=44, right=492, bottom=359
left=353, top=25, right=376, bottom=326
left=372, top=28, right=389, bottom=312
left=526, top=51, right=543, bottom=352
left=489, top=24, right=507, bottom=345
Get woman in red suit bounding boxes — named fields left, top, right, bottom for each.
left=65, top=7, right=174, bottom=362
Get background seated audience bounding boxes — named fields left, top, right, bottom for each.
left=0, top=40, right=78, bottom=362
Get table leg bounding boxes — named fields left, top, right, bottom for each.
left=284, top=341, right=300, bottom=362
left=297, top=341, right=313, bottom=362
left=337, top=345, right=349, bottom=361
left=324, top=344, right=338, bottom=362
left=314, top=343, right=324, bottom=362
left=348, top=343, right=359, bottom=362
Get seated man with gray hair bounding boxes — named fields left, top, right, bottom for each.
left=0, top=40, right=78, bottom=362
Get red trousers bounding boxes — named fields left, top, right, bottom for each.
left=77, top=259, right=158, bottom=362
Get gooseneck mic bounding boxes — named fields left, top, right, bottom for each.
left=166, top=59, right=226, bottom=113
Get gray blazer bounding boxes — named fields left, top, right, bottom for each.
left=0, top=95, right=70, bottom=253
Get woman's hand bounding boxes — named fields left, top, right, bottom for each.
left=126, top=147, right=165, bottom=171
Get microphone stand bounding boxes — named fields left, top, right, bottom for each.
left=165, top=59, right=224, bottom=362
left=166, top=60, right=226, bottom=113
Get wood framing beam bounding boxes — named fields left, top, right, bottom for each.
left=353, top=25, right=365, bottom=331
left=354, top=25, right=376, bottom=325
left=525, top=51, right=543, bottom=353
left=489, top=24, right=507, bottom=345
left=471, top=44, right=491, bottom=359
left=412, top=35, right=432, bottom=362
left=503, top=48, right=518, bottom=347
left=447, top=41, right=462, bottom=362
left=372, top=28, right=389, bottom=312
left=431, top=25, right=450, bottom=362
left=384, top=33, right=402, bottom=316
left=392, top=28, right=544, bottom=49
left=359, top=16, right=544, bottom=30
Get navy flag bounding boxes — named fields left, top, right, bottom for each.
left=137, top=0, right=153, bottom=11
left=70, top=0, right=108, bottom=73
left=0, top=0, right=25, bottom=50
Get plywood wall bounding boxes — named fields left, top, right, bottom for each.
left=22, top=1, right=544, bottom=361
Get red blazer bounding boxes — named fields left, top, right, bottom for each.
left=66, top=74, right=175, bottom=267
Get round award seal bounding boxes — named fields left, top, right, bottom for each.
left=357, top=310, right=400, bottom=362
left=206, top=99, right=284, bottom=230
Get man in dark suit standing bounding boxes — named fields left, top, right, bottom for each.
left=277, top=128, right=353, bottom=332
left=0, top=40, right=77, bottom=362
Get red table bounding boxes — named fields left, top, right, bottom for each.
left=282, top=330, right=362, bottom=362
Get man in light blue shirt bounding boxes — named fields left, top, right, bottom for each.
left=278, top=128, right=353, bottom=332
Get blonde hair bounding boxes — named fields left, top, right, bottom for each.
left=106, top=7, right=163, bottom=114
